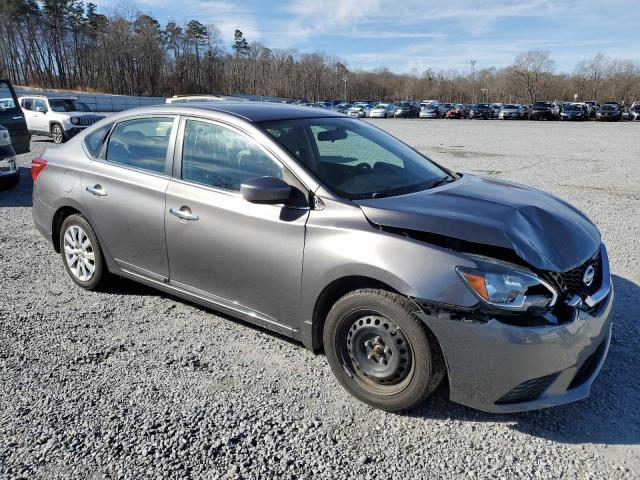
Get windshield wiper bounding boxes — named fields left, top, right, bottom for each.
left=426, top=176, right=455, bottom=190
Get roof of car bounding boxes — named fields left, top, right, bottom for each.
left=151, top=101, right=345, bottom=122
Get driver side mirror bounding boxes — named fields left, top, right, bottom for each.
left=0, top=105, right=5, bottom=112
left=240, top=177, right=291, bottom=204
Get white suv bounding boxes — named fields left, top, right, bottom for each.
left=18, top=96, right=104, bottom=144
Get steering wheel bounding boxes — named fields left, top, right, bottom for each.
left=354, top=163, right=372, bottom=174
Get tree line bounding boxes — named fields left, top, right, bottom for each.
left=2, top=0, right=639, bottom=104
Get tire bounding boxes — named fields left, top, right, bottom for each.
left=323, top=289, right=445, bottom=411
left=0, top=173, right=19, bottom=191
left=59, top=214, right=107, bottom=290
left=51, top=123, right=66, bottom=144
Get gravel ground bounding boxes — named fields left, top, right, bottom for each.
left=1, top=120, right=639, bottom=479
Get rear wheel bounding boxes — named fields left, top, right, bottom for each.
left=60, top=214, right=106, bottom=290
left=323, top=289, right=445, bottom=411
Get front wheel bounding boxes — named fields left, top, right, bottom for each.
left=60, top=214, right=107, bottom=290
left=323, top=289, right=445, bottom=411
left=51, top=124, right=66, bottom=144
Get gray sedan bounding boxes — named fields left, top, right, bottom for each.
left=31, top=102, right=613, bottom=412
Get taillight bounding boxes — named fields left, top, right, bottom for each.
left=31, top=158, right=47, bottom=181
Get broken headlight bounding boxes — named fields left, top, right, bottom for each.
left=456, top=256, right=557, bottom=312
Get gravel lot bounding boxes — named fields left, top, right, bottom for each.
left=1, top=119, right=639, bottom=479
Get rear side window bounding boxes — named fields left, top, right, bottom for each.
left=181, top=119, right=282, bottom=192
left=106, top=117, right=174, bottom=174
left=84, top=124, right=112, bottom=157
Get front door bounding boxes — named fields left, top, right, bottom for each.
left=164, top=118, right=309, bottom=330
left=83, top=116, right=177, bottom=281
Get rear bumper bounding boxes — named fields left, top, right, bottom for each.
left=417, top=273, right=614, bottom=413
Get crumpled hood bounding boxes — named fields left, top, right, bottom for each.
left=356, top=175, right=601, bottom=272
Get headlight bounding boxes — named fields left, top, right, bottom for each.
left=456, top=257, right=557, bottom=311
left=71, top=117, right=79, bottom=125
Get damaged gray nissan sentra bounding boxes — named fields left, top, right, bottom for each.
left=31, top=102, right=613, bottom=412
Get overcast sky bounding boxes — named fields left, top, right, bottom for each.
left=96, top=0, right=640, bottom=74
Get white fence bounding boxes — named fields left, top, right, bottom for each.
left=15, top=86, right=165, bottom=112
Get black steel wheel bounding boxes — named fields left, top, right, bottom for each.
left=324, top=289, right=445, bottom=411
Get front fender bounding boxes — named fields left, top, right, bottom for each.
left=301, top=198, right=480, bottom=328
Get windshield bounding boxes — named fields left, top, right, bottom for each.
left=533, top=102, right=552, bottom=108
left=564, top=105, right=581, bottom=111
left=502, top=105, right=519, bottom=109
left=374, top=104, right=388, bottom=109
left=601, top=105, right=616, bottom=111
left=475, top=104, right=489, bottom=109
left=49, top=99, right=92, bottom=112
left=261, top=117, right=452, bottom=200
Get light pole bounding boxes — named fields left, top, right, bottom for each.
left=343, top=75, right=349, bottom=102
left=470, top=59, right=476, bottom=102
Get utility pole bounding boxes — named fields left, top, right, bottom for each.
left=343, top=75, right=349, bottom=102
left=470, top=59, right=476, bottom=103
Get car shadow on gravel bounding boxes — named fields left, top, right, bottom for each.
left=404, top=274, right=640, bottom=446
left=0, top=167, right=33, bottom=208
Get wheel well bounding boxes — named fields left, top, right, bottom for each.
left=52, top=206, right=81, bottom=252
left=311, top=276, right=399, bottom=352
left=49, top=121, right=63, bottom=133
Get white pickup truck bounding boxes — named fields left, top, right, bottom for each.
left=18, top=95, right=104, bottom=144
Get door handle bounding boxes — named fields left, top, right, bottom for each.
left=169, top=207, right=199, bottom=221
left=86, top=184, right=107, bottom=197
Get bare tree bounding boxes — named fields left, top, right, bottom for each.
left=509, top=51, right=555, bottom=103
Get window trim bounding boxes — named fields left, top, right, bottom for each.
left=173, top=115, right=305, bottom=198
left=96, top=114, right=179, bottom=178
left=82, top=122, right=114, bottom=159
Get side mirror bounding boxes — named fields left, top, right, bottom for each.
left=0, top=105, right=5, bottom=112
left=240, top=177, right=291, bottom=204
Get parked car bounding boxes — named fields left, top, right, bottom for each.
left=489, top=103, right=503, bottom=117
left=560, top=104, right=588, bottom=121
left=369, top=103, right=396, bottom=118
left=0, top=125, right=19, bottom=190
left=19, top=95, right=104, bottom=144
left=419, top=104, right=446, bottom=118
left=629, top=104, right=640, bottom=121
left=528, top=101, right=558, bottom=120
left=468, top=104, right=494, bottom=119
left=421, top=99, right=439, bottom=105
left=393, top=101, right=418, bottom=118
left=499, top=104, right=524, bottom=119
left=312, top=102, right=332, bottom=109
left=31, top=102, right=613, bottom=413
left=347, top=102, right=374, bottom=118
left=331, top=103, right=352, bottom=114
left=445, top=104, right=467, bottom=119
left=584, top=101, right=600, bottom=118
left=595, top=104, right=622, bottom=121
left=0, top=79, right=30, bottom=154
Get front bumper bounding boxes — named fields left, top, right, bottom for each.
left=416, top=247, right=614, bottom=413
left=64, top=126, right=88, bottom=138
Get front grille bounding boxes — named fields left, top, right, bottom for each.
left=539, top=250, right=602, bottom=300
left=496, top=372, right=560, bottom=405
left=77, top=116, right=102, bottom=126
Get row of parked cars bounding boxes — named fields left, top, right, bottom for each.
left=303, top=99, right=640, bottom=122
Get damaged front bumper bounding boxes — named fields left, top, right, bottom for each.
left=415, top=245, right=614, bottom=413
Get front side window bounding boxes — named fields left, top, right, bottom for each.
left=106, top=117, right=174, bottom=174
left=49, top=99, right=92, bottom=112
left=181, top=119, right=283, bottom=192
left=262, top=118, right=451, bottom=199
left=21, top=98, right=33, bottom=110
left=0, top=82, right=17, bottom=110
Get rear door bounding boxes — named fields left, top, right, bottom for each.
left=82, top=115, right=178, bottom=281
left=0, top=80, right=30, bottom=153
